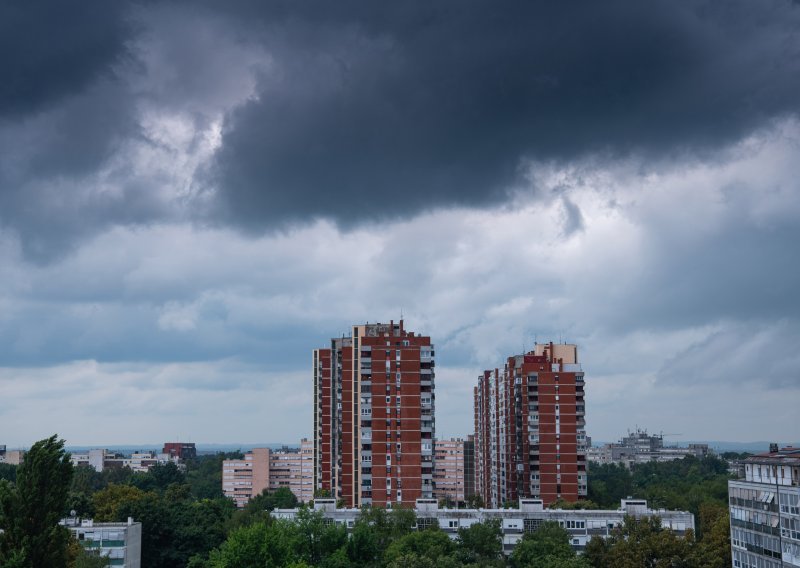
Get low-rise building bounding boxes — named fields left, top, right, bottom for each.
left=70, top=449, right=180, bottom=473
left=222, top=439, right=314, bottom=507
left=162, top=442, right=197, bottom=461
left=0, top=447, right=25, bottom=465
left=273, top=497, right=694, bottom=555
left=588, top=429, right=709, bottom=468
left=62, top=517, right=142, bottom=568
left=728, top=445, right=800, bottom=567
left=269, top=439, right=314, bottom=503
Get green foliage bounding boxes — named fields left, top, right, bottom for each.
left=130, top=461, right=186, bottom=492
left=585, top=516, right=695, bottom=568
left=465, top=494, right=485, bottom=508
left=92, top=484, right=147, bottom=521
left=68, top=539, right=111, bottom=568
left=228, top=486, right=300, bottom=529
left=455, top=519, right=503, bottom=564
left=588, top=455, right=732, bottom=524
left=0, top=435, right=74, bottom=568
left=384, top=527, right=456, bottom=565
left=0, top=463, right=17, bottom=483
left=551, top=499, right=600, bottom=510
left=116, top=489, right=233, bottom=568
left=720, top=452, right=751, bottom=461
left=185, top=452, right=243, bottom=500
left=511, top=521, right=583, bottom=568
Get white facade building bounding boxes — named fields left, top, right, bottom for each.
left=273, top=497, right=694, bottom=555
left=63, top=518, right=142, bottom=568
left=729, top=446, right=800, bottom=567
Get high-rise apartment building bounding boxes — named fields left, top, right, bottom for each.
left=728, top=445, right=800, bottom=567
left=474, top=342, right=587, bottom=507
left=314, top=320, right=435, bottom=508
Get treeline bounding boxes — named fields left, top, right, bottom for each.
left=0, top=437, right=734, bottom=567
left=199, top=508, right=590, bottom=568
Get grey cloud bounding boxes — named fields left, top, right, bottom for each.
left=211, top=0, right=800, bottom=227
left=3, top=0, right=800, bottom=259
left=657, top=321, right=800, bottom=388
left=0, top=1, right=131, bottom=117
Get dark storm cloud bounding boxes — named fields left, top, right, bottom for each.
left=213, top=0, right=800, bottom=226
left=0, top=1, right=131, bottom=117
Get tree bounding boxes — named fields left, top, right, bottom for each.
left=511, top=522, right=586, bottom=568
left=185, top=452, right=243, bottom=500
left=92, top=484, right=146, bottom=522
left=465, top=494, right=485, bottom=508
left=456, top=519, right=503, bottom=564
left=0, top=463, right=17, bottom=483
left=0, top=435, right=74, bottom=568
left=67, top=540, right=110, bottom=568
left=208, top=519, right=302, bottom=568
left=586, top=515, right=695, bottom=568
left=384, top=527, right=456, bottom=565
left=690, top=504, right=730, bottom=568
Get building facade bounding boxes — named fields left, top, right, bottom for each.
left=728, top=446, right=800, bottom=567
left=222, top=441, right=314, bottom=507
left=314, top=320, right=435, bottom=508
left=273, top=497, right=693, bottom=556
left=222, top=448, right=271, bottom=508
left=162, top=442, right=197, bottom=461
left=474, top=342, right=587, bottom=507
left=268, top=439, right=315, bottom=503
left=64, top=518, right=142, bottom=568
left=70, top=449, right=181, bottom=473
left=587, top=429, right=709, bottom=468
left=434, top=438, right=469, bottom=504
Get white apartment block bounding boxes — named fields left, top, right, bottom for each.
left=63, top=517, right=142, bottom=568
left=273, top=497, right=694, bottom=555
left=729, top=446, right=800, bottom=567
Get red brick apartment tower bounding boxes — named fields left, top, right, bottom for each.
left=473, top=343, right=586, bottom=507
left=314, top=321, right=435, bottom=508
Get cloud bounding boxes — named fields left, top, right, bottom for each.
left=211, top=0, right=800, bottom=228
left=0, top=1, right=131, bottom=117
left=0, top=360, right=310, bottom=446
left=3, top=1, right=800, bottom=260
left=657, top=321, right=800, bottom=389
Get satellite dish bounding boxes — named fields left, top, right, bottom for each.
left=70, top=510, right=76, bottom=517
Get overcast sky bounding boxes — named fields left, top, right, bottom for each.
left=2, top=0, right=799, bottom=447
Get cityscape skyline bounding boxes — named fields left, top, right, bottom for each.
left=2, top=1, right=800, bottom=447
